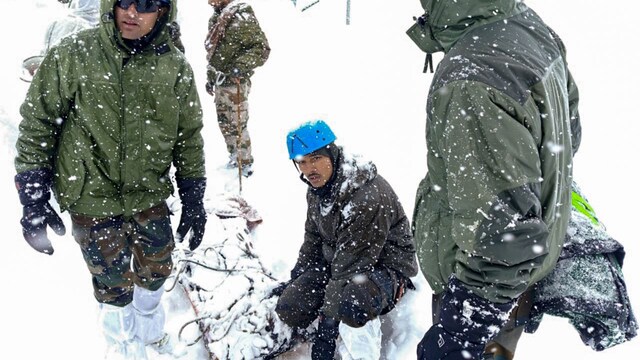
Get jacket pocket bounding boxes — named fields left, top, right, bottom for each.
left=54, top=158, right=86, bottom=210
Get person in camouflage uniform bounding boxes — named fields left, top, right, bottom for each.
left=406, top=0, right=582, bottom=359
left=275, top=120, right=418, bottom=360
left=14, top=1, right=206, bottom=358
left=205, top=0, right=270, bottom=177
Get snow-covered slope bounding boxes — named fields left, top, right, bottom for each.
left=0, top=0, right=638, bottom=359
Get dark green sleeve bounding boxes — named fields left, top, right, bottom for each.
left=432, top=81, right=549, bottom=302
left=172, top=60, right=206, bottom=179
left=15, top=47, right=71, bottom=174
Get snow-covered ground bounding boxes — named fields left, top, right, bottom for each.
left=1, top=0, right=639, bottom=359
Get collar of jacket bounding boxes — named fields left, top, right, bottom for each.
left=308, top=149, right=378, bottom=206
left=421, top=0, right=526, bottom=54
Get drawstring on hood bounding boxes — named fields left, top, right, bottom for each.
left=406, top=12, right=441, bottom=73
left=407, top=0, right=525, bottom=73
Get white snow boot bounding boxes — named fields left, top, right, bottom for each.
left=337, top=317, right=382, bottom=360
left=99, top=303, right=147, bottom=360
left=132, top=285, right=186, bottom=357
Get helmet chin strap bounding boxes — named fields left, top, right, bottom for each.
left=299, top=172, right=313, bottom=188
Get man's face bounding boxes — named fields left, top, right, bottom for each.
left=115, top=2, right=162, bottom=40
left=296, top=153, right=334, bottom=188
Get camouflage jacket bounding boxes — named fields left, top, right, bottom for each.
left=15, top=0, right=205, bottom=217
left=206, top=2, right=270, bottom=87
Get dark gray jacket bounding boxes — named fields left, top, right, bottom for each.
left=292, top=148, right=418, bottom=318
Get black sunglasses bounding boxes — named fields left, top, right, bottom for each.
left=116, top=0, right=161, bottom=13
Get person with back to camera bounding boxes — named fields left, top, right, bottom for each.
left=406, top=0, right=583, bottom=358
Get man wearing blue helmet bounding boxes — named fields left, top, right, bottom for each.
left=274, top=120, right=418, bottom=360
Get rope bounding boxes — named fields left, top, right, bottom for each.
left=235, top=80, right=243, bottom=193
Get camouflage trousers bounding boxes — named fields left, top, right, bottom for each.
left=71, top=203, right=174, bottom=306
left=214, top=82, right=253, bottom=166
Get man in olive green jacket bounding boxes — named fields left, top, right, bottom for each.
left=407, top=1, right=582, bottom=359
left=14, top=1, right=206, bottom=358
left=205, top=0, right=270, bottom=177
left=275, top=120, right=418, bottom=360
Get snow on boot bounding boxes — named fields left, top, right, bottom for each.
left=337, top=317, right=382, bottom=360
left=99, top=303, right=147, bottom=359
left=132, top=285, right=186, bottom=357
left=132, top=285, right=165, bottom=345
left=147, top=333, right=187, bottom=358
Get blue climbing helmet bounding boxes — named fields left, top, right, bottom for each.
left=286, top=120, right=337, bottom=160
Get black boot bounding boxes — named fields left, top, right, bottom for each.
left=311, top=315, right=340, bottom=360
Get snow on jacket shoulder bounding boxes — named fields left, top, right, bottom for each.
left=412, top=0, right=581, bottom=303
left=294, top=148, right=418, bottom=318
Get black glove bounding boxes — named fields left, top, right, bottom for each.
left=176, top=177, right=207, bottom=250
left=269, top=280, right=291, bottom=298
left=229, top=68, right=244, bottom=84
left=205, top=81, right=215, bottom=96
left=311, top=314, right=340, bottom=360
left=417, top=277, right=515, bottom=360
left=15, top=168, right=66, bottom=255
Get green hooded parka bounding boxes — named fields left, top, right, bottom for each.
left=15, top=0, right=205, bottom=217
left=409, top=0, right=582, bottom=303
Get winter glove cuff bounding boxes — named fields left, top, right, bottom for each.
left=176, top=177, right=206, bottom=205
left=16, top=168, right=66, bottom=255
left=440, top=277, right=515, bottom=339
left=15, top=168, right=52, bottom=205
left=176, top=177, right=207, bottom=251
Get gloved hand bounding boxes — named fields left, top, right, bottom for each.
left=416, top=277, right=516, bottom=360
left=15, top=168, right=66, bottom=255
left=230, top=68, right=243, bottom=81
left=268, top=280, right=292, bottom=298
left=175, top=177, right=207, bottom=250
left=311, top=314, right=340, bottom=360
left=205, top=81, right=215, bottom=96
